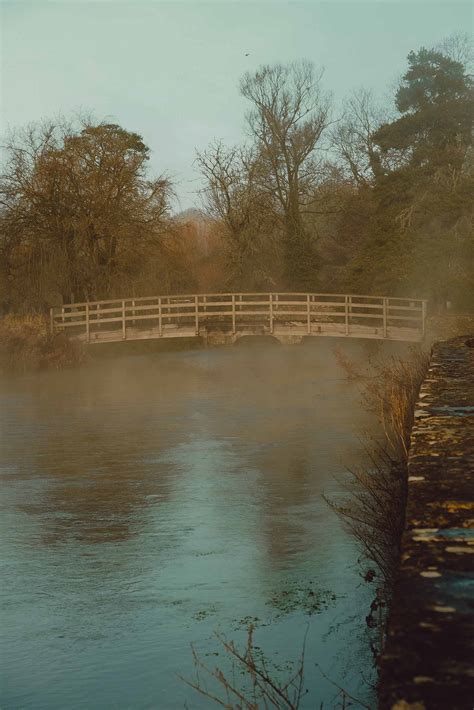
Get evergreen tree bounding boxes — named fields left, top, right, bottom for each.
left=348, top=46, right=474, bottom=309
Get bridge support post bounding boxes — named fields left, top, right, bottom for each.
left=195, top=295, right=199, bottom=335
left=122, top=300, right=126, bottom=340
left=383, top=298, right=388, bottom=338
left=86, top=303, right=90, bottom=343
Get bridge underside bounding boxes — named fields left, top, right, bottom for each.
left=75, top=321, right=423, bottom=345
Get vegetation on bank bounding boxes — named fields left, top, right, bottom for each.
left=331, top=346, right=429, bottom=666
left=333, top=348, right=429, bottom=577
left=0, top=315, right=85, bottom=374
left=1, top=34, right=472, bottom=318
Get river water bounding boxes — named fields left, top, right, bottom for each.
left=0, top=340, right=384, bottom=709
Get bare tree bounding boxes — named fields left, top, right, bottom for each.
left=240, top=61, right=331, bottom=288
left=437, top=31, right=473, bottom=72
left=331, top=89, right=388, bottom=186
left=196, top=141, right=282, bottom=288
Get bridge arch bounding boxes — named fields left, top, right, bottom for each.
left=232, top=333, right=282, bottom=346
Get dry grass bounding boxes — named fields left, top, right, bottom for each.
left=329, top=346, right=430, bottom=649
left=360, top=348, right=430, bottom=461
left=0, top=314, right=86, bottom=373
left=334, top=345, right=429, bottom=461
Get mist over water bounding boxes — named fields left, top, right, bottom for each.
left=0, top=340, right=396, bottom=709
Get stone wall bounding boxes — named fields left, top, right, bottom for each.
left=379, top=336, right=474, bottom=709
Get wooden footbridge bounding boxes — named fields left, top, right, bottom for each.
left=50, top=292, right=427, bottom=345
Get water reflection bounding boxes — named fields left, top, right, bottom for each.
left=0, top=340, right=388, bottom=709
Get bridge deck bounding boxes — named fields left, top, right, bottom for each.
left=51, top=292, right=427, bottom=344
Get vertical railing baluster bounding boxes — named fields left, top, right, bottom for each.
left=383, top=298, right=388, bottom=338
left=269, top=294, right=273, bottom=334
left=307, top=294, right=311, bottom=334
left=158, top=297, right=162, bottom=336
left=122, top=300, right=126, bottom=339
left=50, top=307, right=54, bottom=335
left=345, top=295, right=349, bottom=335
left=86, top=303, right=90, bottom=343
left=422, top=300, right=427, bottom=338
left=232, top=295, right=236, bottom=334
left=195, top=295, right=199, bottom=335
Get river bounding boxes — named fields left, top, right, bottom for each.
left=0, top=340, right=386, bottom=709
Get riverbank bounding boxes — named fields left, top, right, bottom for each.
left=379, top=336, right=474, bottom=709
left=0, top=315, right=85, bottom=374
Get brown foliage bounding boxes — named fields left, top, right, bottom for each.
left=0, top=117, right=173, bottom=310
left=0, top=315, right=85, bottom=373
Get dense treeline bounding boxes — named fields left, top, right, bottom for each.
left=1, top=36, right=473, bottom=313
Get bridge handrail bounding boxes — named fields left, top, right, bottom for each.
left=52, top=291, right=427, bottom=310
left=50, top=292, right=427, bottom=343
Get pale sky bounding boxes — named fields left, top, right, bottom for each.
left=1, top=1, right=472, bottom=210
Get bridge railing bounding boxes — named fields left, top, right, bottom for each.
left=50, top=292, right=427, bottom=342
